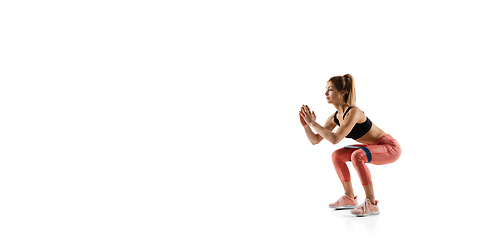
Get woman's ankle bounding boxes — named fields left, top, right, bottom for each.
left=345, top=193, right=355, bottom=199
left=367, top=197, right=376, bottom=205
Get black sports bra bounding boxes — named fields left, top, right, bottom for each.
left=334, top=107, right=373, bottom=140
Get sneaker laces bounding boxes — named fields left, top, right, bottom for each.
left=356, top=199, right=370, bottom=212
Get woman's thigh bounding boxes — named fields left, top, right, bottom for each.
left=365, top=143, right=401, bottom=165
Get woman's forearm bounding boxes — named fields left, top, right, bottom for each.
left=310, top=122, right=337, bottom=144
left=303, top=125, right=321, bottom=145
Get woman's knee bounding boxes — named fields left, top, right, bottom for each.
left=332, top=149, right=348, bottom=164
left=351, top=149, right=368, bottom=166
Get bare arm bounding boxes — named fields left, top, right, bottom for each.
left=300, top=107, right=337, bottom=145
left=310, top=122, right=339, bottom=144
left=303, top=125, right=324, bottom=145
left=302, top=105, right=359, bottom=145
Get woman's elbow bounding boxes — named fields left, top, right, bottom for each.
left=330, top=136, right=343, bottom=145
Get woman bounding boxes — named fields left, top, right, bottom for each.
left=299, top=74, right=402, bottom=217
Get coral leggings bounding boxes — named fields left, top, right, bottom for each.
left=332, top=134, right=402, bottom=186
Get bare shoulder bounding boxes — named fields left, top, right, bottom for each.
left=345, top=106, right=366, bottom=122
left=345, top=106, right=362, bottom=117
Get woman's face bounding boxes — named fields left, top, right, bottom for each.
left=325, top=81, right=344, bottom=104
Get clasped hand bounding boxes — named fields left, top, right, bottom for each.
left=299, top=105, right=317, bottom=126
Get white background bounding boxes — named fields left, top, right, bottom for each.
left=1, top=0, right=491, bottom=239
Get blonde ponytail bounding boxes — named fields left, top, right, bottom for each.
left=343, top=74, right=356, bottom=106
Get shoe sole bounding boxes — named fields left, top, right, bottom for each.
left=329, top=205, right=357, bottom=210
left=350, top=210, right=380, bottom=217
